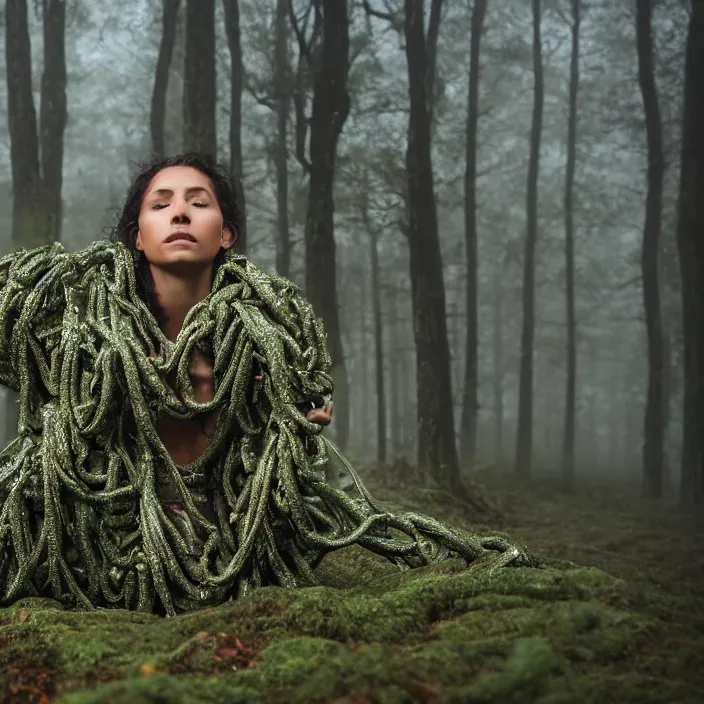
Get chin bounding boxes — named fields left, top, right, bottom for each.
left=149, top=255, right=216, bottom=274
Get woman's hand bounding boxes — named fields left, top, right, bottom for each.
left=305, top=401, right=334, bottom=427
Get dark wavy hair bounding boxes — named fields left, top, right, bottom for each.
left=109, top=152, right=241, bottom=326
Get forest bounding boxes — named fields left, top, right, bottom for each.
left=0, top=0, right=703, bottom=702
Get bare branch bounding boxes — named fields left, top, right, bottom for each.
left=288, top=0, right=313, bottom=62
left=551, top=1, right=573, bottom=28
left=292, top=59, right=311, bottom=172
left=245, top=80, right=275, bottom=111
left=361, top=0, right=394, bottom=23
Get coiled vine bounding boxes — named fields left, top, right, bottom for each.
left=0, top=241, right=536, bottom=615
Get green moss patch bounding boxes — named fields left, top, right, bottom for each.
left=1, top=470, right=702, bottom=703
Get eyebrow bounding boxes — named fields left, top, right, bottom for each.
left=148, top=186, right=212, bottom=198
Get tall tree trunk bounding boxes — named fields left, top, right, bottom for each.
left=40, top=0, right=67, bottom=243
left=6, top=0, right=45, bottom=249
left=424, top=0, right=442, bottom=127
left=389, top=281, right=401, bottom=461
left=223, top=0, right=247, bottom=252
left=274, top=0, right=291, bottom=277
left=459, top=0, right=487, bottom=466
left=625, top=385, right=640, bottom=472
left=586, top=357, right=597, bottom=469
left=183, top=0, right=216, bottom=157
left=492, top=265, right=504, bottom=467
left=359, top=267, right=370, bottom=458
left=515, top=0, right=543, bottom=480
left=404, top=0, right=461, bottom=490
left=5, top=0, right=44, bottom=445
left=362, top=208, right=386, bottom=464
left=562, top=0, right=580, bottom=490
left=164, top=10, right=186, bottom=155
left=636, top=0, right=665, bottom=499
left=151, top=0, right=180, bottom=159
left=5, top=0, right=66, bottom=444
left=305, top=0, right=351, bottom=451
left=661, top=323, right=672, bottom=490
left=675, top=0, right=704, bottom=510
left=609, top=362, right=622, bottom=470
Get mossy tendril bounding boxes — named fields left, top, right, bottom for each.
left=0, top=241, right=537, bottom=616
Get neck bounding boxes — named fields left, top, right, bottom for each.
left=149, top=264, right=213, bottom=341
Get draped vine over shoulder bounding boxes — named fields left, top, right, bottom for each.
left=0, top=241, right=536, bottom=616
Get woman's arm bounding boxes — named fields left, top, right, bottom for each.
left=305, top=400, right=334, bottom=427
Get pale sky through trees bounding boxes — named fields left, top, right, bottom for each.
left=0, top=0, right=693, bottom=484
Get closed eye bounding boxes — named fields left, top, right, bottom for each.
left=150, top=201, right=208, bottom=210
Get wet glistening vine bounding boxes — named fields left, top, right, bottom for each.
left=0, top=241, right=536, bottom=615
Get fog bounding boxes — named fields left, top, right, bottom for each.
left=0, top=0, right=698, bottom=499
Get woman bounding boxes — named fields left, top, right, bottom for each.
left=114, top=154, right=332, bottom=543
left=0, top=153, right=533, bottom=616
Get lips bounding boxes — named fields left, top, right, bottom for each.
left=165, top=231, right=197, bottom=243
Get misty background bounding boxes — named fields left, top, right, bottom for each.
left=1, top=0, right=702, bottom=509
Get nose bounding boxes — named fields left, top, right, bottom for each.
left=171, top=212, right=190, bottom=225
left=171, top=199, right=191, bottom=225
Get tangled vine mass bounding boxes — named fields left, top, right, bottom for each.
left=0, top=242, right=536, bottom=615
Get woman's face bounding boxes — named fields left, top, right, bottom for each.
left=136, top=166, right=235, bottom=272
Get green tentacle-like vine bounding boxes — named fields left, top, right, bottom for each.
left=0, top=241, right=536, bottom=615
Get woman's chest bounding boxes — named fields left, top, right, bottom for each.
left=156, top=349, right=219, bottom=466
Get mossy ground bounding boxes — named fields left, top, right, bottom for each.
left=1, top=466, right=702, bottom=704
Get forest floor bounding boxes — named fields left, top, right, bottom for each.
left=1, top=463, right=703, bottom=704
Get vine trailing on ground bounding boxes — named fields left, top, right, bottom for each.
left=0, top=242, right=537, bottom=615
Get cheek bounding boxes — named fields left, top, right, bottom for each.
left=203, top=210, right=224, bottom=236
left=137, top=213, right=160, bottom=249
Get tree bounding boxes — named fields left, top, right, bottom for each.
left=635, top=0, right=665, bottom=499
left=562, top=0, right=580, bottom=489
left=675, top=0, right=704, bottom=509
left=291, top=0, right=352, bottom=451
left=274, top=0, right=291, bottom=277
left=459, top=0, right=488, bottom=466
left=5, top=0, right=67, bottom=439
left=6, top=0, right=47, bottom=249
left=150, top=0, right=180, bottom=158
left=515, top=0, right=544, bottom=479
left=403, top=0, right=463, bottom=489
left=183, top=0, right=216, bottom=156
left=223, top=0, right=247, bottom=252
left=492, top=263, right=505, bottom=466
left=40, top=0, right=67, bottom=243
left=359, top=187, right=386, bottom=463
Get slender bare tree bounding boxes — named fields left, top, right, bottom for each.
left=274, top=0, right=291, bottom=277
left=290, top=0, right=352, bottom=451
left=223, top=0, right=247, bottom=252
left=5, top=0, right=67, bottom=441
left=515, top=0, right=544, bottom=479
left=562, top=0, right=580, bottom=489
left=151, top=0, right=180, bottom=159
left=183, top=0, right=216, bottom=156
left=636, top=0, right=665, bottom=499
left=460, top=0, right=488, bottom=465
left=675, top=0, right=704, bottom=510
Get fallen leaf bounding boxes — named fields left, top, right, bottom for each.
left=18, top=610, right=30, bottom=623
left=214, top=647, right=241, bottom=659
left=406, top=679, right=441, bottom=701
left=328, top=696, right=370, bottom=704
left=140, top=662, right=156, bottom=677
left=195, top=631, right=212, bottom=641
left=348, top=642, right=369, bottom=653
